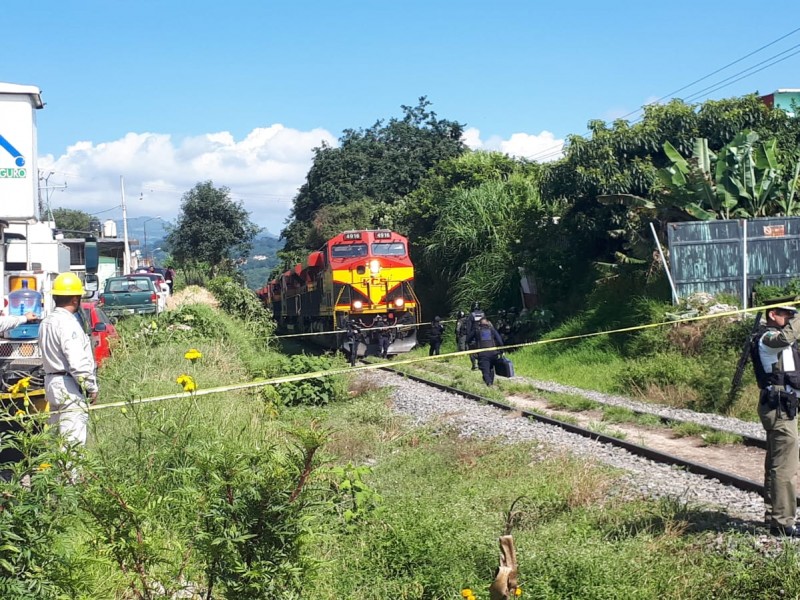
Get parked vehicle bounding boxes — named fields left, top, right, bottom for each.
left=133, top=272, right=169, bottom=311
left=79, top=301, right=118, bottom=366
left=98, top=275, right=160, bottom=318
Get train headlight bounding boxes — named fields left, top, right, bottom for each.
left=369, top=259, right=380, bottom=275
left=394, top=298, right=405, bottom=308
left=352, top=300, right=364, bottom=310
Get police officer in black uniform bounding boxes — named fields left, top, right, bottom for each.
left=466, top=301, right=485, bottom=370
left=374, top=314, right=391, bottom=359
left=345, top=315, right=362, bottom=367
left=429, top=316, right=444, bottom=356
left=468, top=317, right=504, bottom=386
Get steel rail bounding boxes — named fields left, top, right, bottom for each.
left=375, top=363, right=778, bottom=501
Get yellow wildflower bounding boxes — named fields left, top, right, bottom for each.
left=515, top=587, right=522, bottom=596
left=184, top=348, right=202, bottom=363
left=15, top=409, right=25, bottom=417
left=176, top=374, right=197, bottom=392
left=9, top=377, right=31, bottom=395
left=38, top=463, right=51, bottom=471
left=461, top=590, right=473, bottom=599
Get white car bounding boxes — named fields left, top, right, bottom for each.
left=136, top=273, right=170, bottom=313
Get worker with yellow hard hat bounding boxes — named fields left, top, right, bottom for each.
left=37, top=272, right=98, bottom=446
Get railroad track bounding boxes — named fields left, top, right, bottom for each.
left=365, top=359, right=780, bottom=503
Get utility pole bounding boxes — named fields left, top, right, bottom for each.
left=37, top=171, right=50, bottom=219
left=36, top=171, right=65, bottom=222
left=120, top=176, right=131, bottom=275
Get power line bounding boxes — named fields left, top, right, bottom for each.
left=522, top=26, right=800, bottom=163
left=682, top=45, right=800, bottom=104
left=614, top=25, right=800, bottom=123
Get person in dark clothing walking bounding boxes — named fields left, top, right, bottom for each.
left=345, top=316, right=362, bottom=367
left=468, top=317, right=504, bottom=386
left=465, top=302, right=485, bottom=370
left=429, top=316, right=444, bottom=356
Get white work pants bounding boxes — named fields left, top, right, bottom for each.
left=45, top=374, right=89, bottom=447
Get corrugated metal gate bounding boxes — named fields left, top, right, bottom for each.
left=667, top=217, right=800, bottom=305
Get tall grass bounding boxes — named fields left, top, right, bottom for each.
left=302, top=389, right=799, bottom=599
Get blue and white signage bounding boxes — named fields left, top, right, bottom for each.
left=0, top=83, right=43, bottom=221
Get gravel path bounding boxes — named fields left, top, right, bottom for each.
left=363, top=370, right=767, bottom=529
left=522, top=376, right=766, bottom=441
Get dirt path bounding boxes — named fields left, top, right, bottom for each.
left=507, top=394, right=765, bottom=483
left=166, top=286, right=218, bottom=310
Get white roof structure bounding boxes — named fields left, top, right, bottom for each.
left=0, top=82, right=44, bottom=108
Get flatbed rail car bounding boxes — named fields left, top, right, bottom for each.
left=258, top=230, right=421, bottom=357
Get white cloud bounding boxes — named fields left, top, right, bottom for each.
left=38, top=125, right=337, bottom=234
left=462, top=128, right=564, bottom=162
left=461, top=127, right=483, bottom=150
left=40, top=125, right=565, bottom=236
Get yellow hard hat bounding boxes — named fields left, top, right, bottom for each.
left=51, top=272, right=85, bottom=296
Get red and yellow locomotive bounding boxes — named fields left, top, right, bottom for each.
left=258, top=230, right=421, bottom=356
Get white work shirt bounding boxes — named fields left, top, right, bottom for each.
left=38, top=307, right=98, bottom=394
left=0, top=315, right=27, bottom=334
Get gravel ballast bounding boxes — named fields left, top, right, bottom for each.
left=362, top=370, right=767, bottom=526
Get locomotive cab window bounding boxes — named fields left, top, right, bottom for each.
left=371, top=242, right=406, bottom=256
left=331, top=243, right=368, bottom=259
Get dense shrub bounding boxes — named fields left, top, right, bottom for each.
left=0, top=422, right=85, bottom=599
left=753, top=277, right=800, bottom=304
left=117, top=303, right=228, bottom=347
left=268, top=355, right=349, bottom=407
left=80, top=399, right=327, bottom=599
left=207, top=276, right=275, bottom=345
left=621, top=353, right=704, bottom=401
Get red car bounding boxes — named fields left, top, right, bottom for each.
left=80, top=301, right=119, bottom=366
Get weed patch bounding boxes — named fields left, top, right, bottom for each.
left=543, top=391, right=599, bottom=412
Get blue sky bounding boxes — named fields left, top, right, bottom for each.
left=3, top=0, right=799, bottom=232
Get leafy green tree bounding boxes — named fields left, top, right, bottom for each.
left=425, top=174, right=545, bottom=312
left=307, top=199, right=376, bottom=249
left=281, top=97, right=466, bottom=251
left=530, top=95, right=800, bottom=311
left=165, top=181, right=260, bottom=278
left=391, top=151, right=529, bottom=245
left=51, top=207, right=93, bottom=234
left=396, top=152, right=539, bottom=316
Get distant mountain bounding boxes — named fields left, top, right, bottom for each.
left=237, top=234, right=284, bottom=289
left=114, top=217, right=169, bottom=248
left=111, top=218, right=282, bottom=285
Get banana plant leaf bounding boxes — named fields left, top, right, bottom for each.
left=693, top=138, right=713, bottom=174
left=663, top=141, right=689, bottom=174
left=755, top=139, right=778, bottom=171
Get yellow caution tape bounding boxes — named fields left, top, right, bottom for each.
left=2, top=300, right=794, bottom=424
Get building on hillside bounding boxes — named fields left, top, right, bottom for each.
left=760, top=89, right=800, bottom=117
